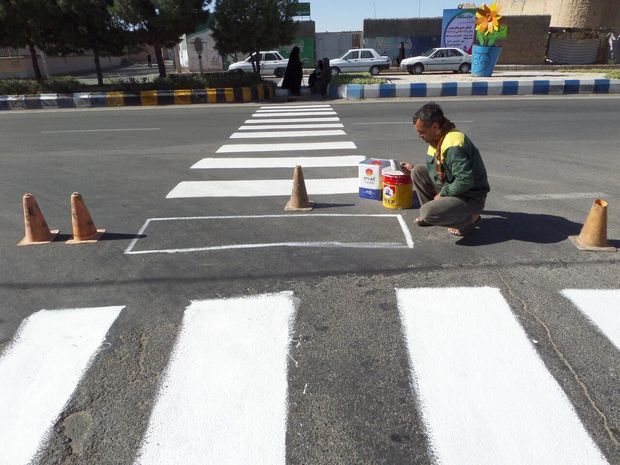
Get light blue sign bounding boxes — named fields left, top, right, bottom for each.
left=442, top=9, right=476, bottom=54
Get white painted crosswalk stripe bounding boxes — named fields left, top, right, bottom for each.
left=260, top=105, right=332, bottom=109
left=0, top=306, right=124, bottom=465
left=167, top=178, right=358, bottom=198
left=191, top=155, right=365, bottom=169
left=244, top=117, right=340, bottom=124
left=256, top=108, right=334, bottom=113
left=230, top=129, right=346, bottom=139
left=396, top=287, right=609, bottom=465
left=134, top=292, right=295, bottom=465
left=216, top=141, right=356, bottom=153
left=238, top=123, right=344, bottom=130
left=562, top=289, right=620, bottom=351
left=252, top=111, right=338, bottom=117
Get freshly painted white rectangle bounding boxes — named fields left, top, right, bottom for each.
left=259, top=105, right=332, bottom=110
left=124, top=214, right=414, bottom=255
left=562, top=289, right=620, bottom=351
left=230, top=129, right=346, bottom=139
left=134, top=292, right=296, bottom=465
left=256, top=108, right=334, bottom=113
left=191, top=155, right=365, bottom=169
left=396, top=287, right=608, bottom=465
left=252, top=111, right=338, bottom=117
left=0, top=306, right=124, bottom=465
left=505, top=192, right=607, bottom=201
left=238, top=123, right=344, bottom=130
left=244, top=117, right=340, bottom=124
left=166, top=177, right=358, bottom=198
left=217, top=141, right=356, bottom=153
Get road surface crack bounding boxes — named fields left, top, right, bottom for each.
left=497, top=269, right=619, bottom=446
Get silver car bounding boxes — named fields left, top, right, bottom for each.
left=228, top=51, right=289, bottom=77
left=329, top=48, right=391, bottom=76
left=400, top=47, right=471, bottom=74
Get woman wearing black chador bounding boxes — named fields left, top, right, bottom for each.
left=281, top=46, right=303, bottom=95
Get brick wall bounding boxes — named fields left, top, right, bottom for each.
left=363, top=15, right=551, bottom=64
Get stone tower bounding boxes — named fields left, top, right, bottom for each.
left=501, top=0, right=619, bottom=28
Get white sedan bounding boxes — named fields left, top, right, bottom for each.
left=400, top=47, right=471, bottom=74
left=329, top=48, right=391, bottom=76
left=228, top=51, right=289, bottom=77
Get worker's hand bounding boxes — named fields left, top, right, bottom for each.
left=433, top=193, right=442, bottom=201
left=400, top=162, right=414, bottom=172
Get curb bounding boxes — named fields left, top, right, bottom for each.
left=0, top=85, right=275, bottom=110
left=325, top=79, right=620, bottom=99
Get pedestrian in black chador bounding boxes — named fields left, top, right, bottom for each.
left=281, top=46, right=303, bottom=95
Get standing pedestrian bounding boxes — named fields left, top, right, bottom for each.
left=398, top=41, right=406, bottom=65
left=400, top=102, right=490, bottom=236
left=281, top=46, right=303, bottom=96
left=147, top=53, right=152, bottom=68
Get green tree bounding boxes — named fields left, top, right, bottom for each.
left=53, top=0, right=131, bottom=86
left=0, top=0, right=62, bottom=80
left=211, top=0, right=298, bottom=76
left=113, top=0, right=210, bottom=77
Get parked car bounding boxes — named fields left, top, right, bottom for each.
left=400, top=47, right=471, bottom=74
left=228, top=51, right=289, bottom=77
left=329, top=48, right=391, bottom=76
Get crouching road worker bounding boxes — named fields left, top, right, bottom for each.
left=400, top=102, right=490, bottom=236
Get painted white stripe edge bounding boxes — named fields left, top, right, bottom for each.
left=505, top=192, right=608, bottom=201
left=562, top=289, right=620, bottom=352
left=216, top=141, right=357, bottom=153
left=397, top=287, right=609, bottom=465
left=251, top=112, right=338, bottom=117
left=190, top=155, right=365, bottom=169
left=238, top=124, right=344, bottom=130
left=134, top=292, right=295, bottom=465
left=230, top=130, right=346, bottom=139
left=0, top=306, right=124, bottom=465
left=243, top=118, right=340, bottom=124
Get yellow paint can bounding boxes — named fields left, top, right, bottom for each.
left=382, top=169, right=413, bottom=209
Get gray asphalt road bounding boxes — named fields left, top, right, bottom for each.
left=1, top=96, right=619, bottom=465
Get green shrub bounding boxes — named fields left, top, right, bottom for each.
left=606, top=70, right=620, bottom=79
left=40, top=76, right=83, bottom=94
left=329, top=74, right=387, bottom=86
left=0, top=79, right=40, bottom=95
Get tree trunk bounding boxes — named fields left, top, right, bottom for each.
left=154, top=38, right=166, bottom=77
left=93, top=49, right=103, bottom=86
left=28, top=43, right=42, bottom=80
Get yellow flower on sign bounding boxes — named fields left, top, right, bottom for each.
left=476, top=2, right=502, bottom=35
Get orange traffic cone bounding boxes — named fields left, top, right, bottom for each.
left=66, top=192, right=106, bottom=244
left=285, top=165, right=314, bottom=212
left=569, top=199, right=616, bottom=252
left=18, top=193, right=59, bottom=246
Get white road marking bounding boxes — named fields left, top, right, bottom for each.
left=41, top=128, right=160, bottom=133
left=260, top=105, right=332, bottom=109
left=351, top=120, right=473, bottom=125
left=134, top=292, right=296, bottom=465
left=256, top=108, right=334, bottom=113
left=244, top=117, right=340, bottom=124
left=191, top=155, right=365, bottom=169
left=396, top=287, right=609, bottom=465
left=230, top=129, right=346, bottom=139
left=505, top=192, right=608, bottom=201
left=167, top=177, right=358, bottom=198
left=238, top=123, right=344, bottom=130
left=562, top=289, right=620, bottom=351
left=252, top=111, right=338, bottom=117
left=0, top=306, right=124, bottom=465
left=124, top=214, right=413, bottom=255
left=217, top=141, right=356, bottom=153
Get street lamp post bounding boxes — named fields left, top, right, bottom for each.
left=193, top=38, right=204, bottom=73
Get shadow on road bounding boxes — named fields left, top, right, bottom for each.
left=456, top=210, right=588, bottom=247
left=55, top=233, right=146, bottom=242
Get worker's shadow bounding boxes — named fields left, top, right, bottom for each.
left=456, top=210, right=619, bottom=247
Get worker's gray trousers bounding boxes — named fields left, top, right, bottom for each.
left=411, top=164, right=485, bottom=230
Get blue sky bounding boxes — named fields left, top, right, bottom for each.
left=306, top=1, right=466, bottom=32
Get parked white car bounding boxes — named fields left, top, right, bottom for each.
left=329, top=48, right=391, bottom=76
left=228, top=51, right=289, bottom=77
left=400, top=47, right=471, bottom=74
